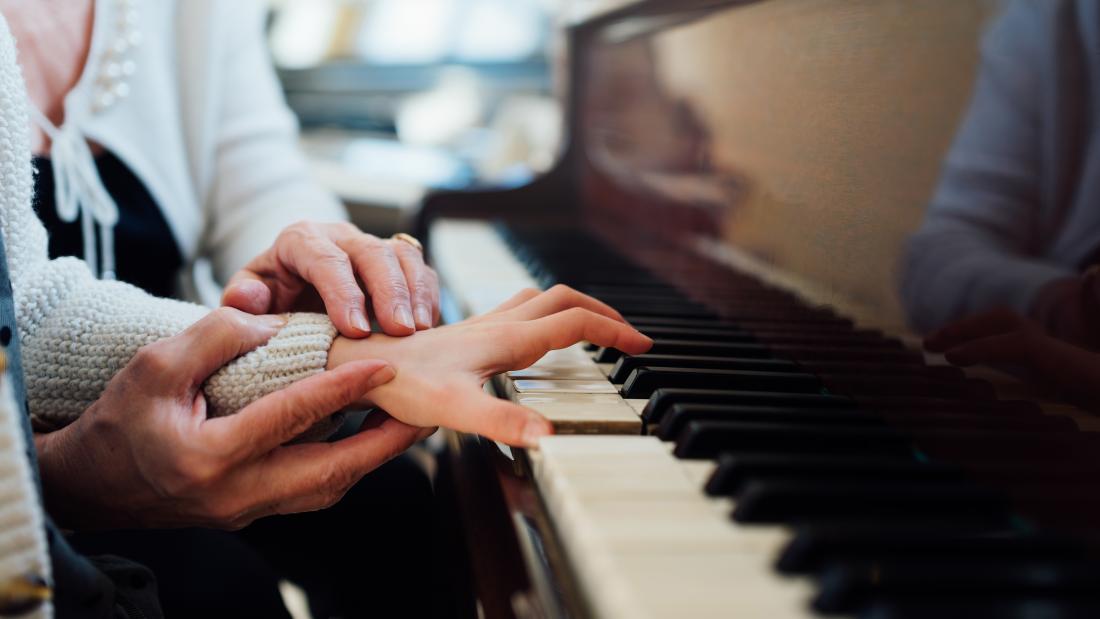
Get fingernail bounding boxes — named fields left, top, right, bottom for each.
left=241, top=279, right=267, bottom=296
left=260, top=314, right=287, bottom=331
left=414, top=304, right=432, bottom=328
left=369, top=365, right=397, bottom=388
left=393, top=306, right=415, bottom=330
left=349, top=310, right=371, bottom=334
left=521, top=416, right=553, bottom=448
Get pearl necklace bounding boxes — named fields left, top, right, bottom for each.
left=91, top=0, right=142, bottom=114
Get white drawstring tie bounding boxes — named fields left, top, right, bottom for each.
left=30, top=106, right=118, bottom=280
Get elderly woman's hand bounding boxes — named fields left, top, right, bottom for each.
left=221, top=221, right=439, bottom=338
left=34, top=308, right=420, bottom=530
left=327, top=285, right=654, bottom=447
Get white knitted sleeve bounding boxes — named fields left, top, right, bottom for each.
left=18, top=260, right=337, bottom=430
left=0, top=16, right=337, bottom=432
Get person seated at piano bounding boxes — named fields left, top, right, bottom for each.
left=0, top=1, right=443, bottom=615
left=900, top=0, right=1100, bottom=348
left=0, top=2, right=653, bottom=616
left=0, top=68, right=652, bottom=616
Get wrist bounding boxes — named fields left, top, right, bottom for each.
left=34, top=424, right=108, bottom=529
left=327, top=336, right=392, bottom=406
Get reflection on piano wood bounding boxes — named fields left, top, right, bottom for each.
left=420, top=1, right=1100, bottom=617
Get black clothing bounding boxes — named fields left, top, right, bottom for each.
left=32, top=153, right=183, bottom=298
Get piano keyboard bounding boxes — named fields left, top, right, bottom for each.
left=429, top=219, right=1100, bottom=619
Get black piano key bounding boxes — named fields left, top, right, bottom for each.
left=598, top=339, right=923, bottom=364
left=620, top=367, right=823, bottom=399
left=718, top=307, right=845, bottom=322
left=629, top=326, right=752, bottom=341
left=606, top=303, right=716, bottom=319
left=641, top=387, right=1043, bottom=426
left=852, top=396, right=1042, bottom=417
left=586, top=293, right=707, bottom=305
left=632, top=327, right=898, bottom=347
left=814, top=559, right=1100, bottom=614
left=664, top=405, right=1071, bottom=442
left=820, top=375, right=995, bottom=400
left=609, top=354, right=967, bottom=385
left=863, top=598, right=1100, bottom=619
left=704, top=453, right=962, bottom=497
left=733, top=480, right=1011, bottom=524
left=625, top=315, right=856, bottom=330
left=595, top=340, right=772, bottom=363
left=769, top=344, right=924, bottom=364
left=777, top=523, right=1083, bottom=574
left=659, top=405, right=881, bottom=440
left=583, top=285, right=684, bottom=297
left=755, top=331, right=906, bottom=349
left=803, top=361, right=965, bottom=380
left=673, top=421, right=917, bottom=460
left=876, top=412, right=1076, bottom=432
left=672, top=420, right=1094, bottom=461
left=593, top=346, right=626, bottom=363
left=642, top=389, right=853, bottom=424
left=608, top=354, right=799, bottom=383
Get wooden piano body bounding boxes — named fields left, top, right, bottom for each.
left=417, top=1, right=1100, bottom=618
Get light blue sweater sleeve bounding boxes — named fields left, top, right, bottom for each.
left=900, top=1, right=1076, bottom=333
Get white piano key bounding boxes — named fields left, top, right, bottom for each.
left=533, top=436, right=813, bottom=619
left=622, top=552, right=815, bottom=619
left=511, top=379, right=620, bottom=395
left=508, top=365, right=607, bottom=380
left=516, top=394, right=641, bottom=434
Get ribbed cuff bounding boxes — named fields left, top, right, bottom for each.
left=204, top=313, right=337, bottom=418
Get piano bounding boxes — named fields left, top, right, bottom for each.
left=415, top=1, right=1100, bottom=617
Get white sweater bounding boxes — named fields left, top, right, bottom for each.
left=32, top=0, right=347, bottom=296
left=0, top=9, right=344, bottom=613
left=0, top=0, right=348, bottom=429
left=0, top=16, right=342, bottom=424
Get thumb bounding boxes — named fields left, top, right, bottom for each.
left=222, top=273, right=275, bottom=315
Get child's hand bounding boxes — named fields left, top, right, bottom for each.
left=328, top=285, right=653, bottom=446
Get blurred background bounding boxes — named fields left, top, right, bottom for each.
left=264, top=0, right=578, bottom=234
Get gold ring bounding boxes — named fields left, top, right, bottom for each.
left=390, top=232, right=423, bottom=253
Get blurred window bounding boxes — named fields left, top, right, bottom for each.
left=358, top=0, right=548, bottom=64
left=269, top=0, right=562, bottom=202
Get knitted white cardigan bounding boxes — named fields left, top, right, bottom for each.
left=0, top=15, right=337, bottom=615
left=1, top=40, right=338, bottom=430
